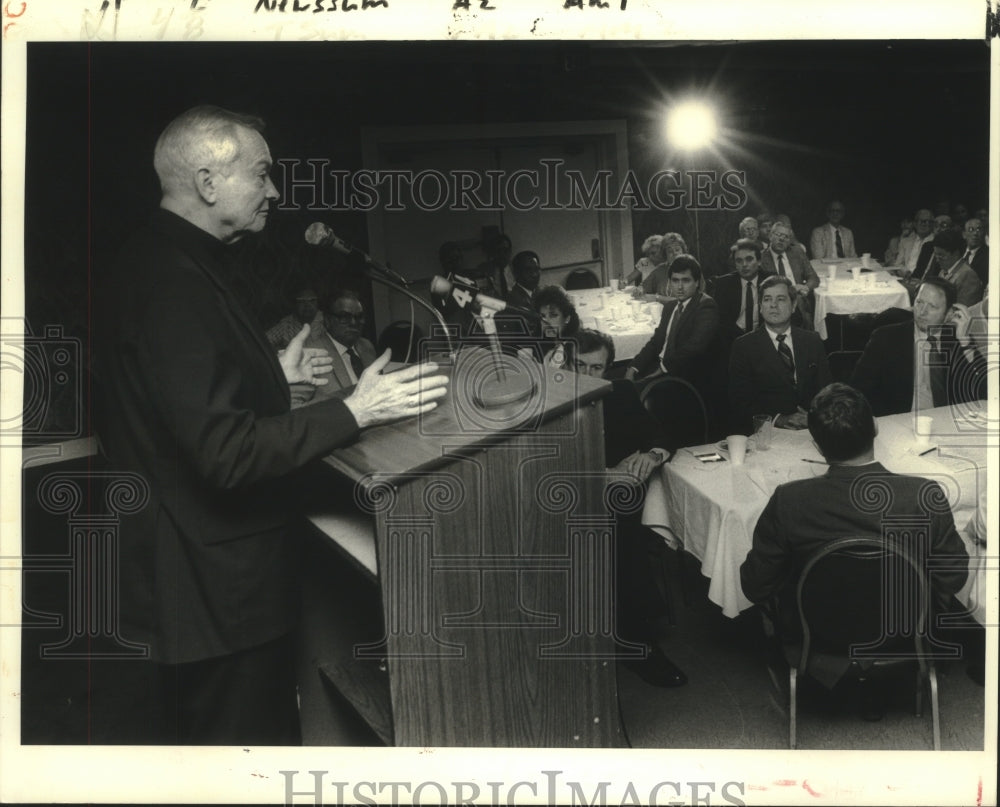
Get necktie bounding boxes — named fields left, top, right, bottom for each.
left=776, top=332, right=795, bottom=379
left=348, top=347, right=365, bottom=380
left=963, top=250, right=972, bottom=265
left=743, top=280, right=754, bottom=333
left=779, top=253, right=790, bottom=279
left=663, top=301, right=685, bottom=363
left=834, top=228, right=845, bottom=258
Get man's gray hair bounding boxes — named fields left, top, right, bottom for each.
left=153, top=105, right=266, bottom=195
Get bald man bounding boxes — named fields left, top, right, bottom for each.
left=96, top=106, right=447, bottom=745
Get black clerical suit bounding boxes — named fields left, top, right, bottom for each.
left=96, top=210, right=362, bottom=743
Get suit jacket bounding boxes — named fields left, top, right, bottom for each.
left=966, top=244, right=989, bottom=286
left=913, top=240, right=937, bottom=279
left=938, top=259, right=984, bottom=307
left=712, top=270, right=773, bottom=343
left=630, top=292, right=720, bottom=382
left=291, top=333, right=377, bottom=407
left=760, top=248, right=819, bottom=289
left=95, top=210, right=361, bottom=664
left=505, top=283, right=535, bottom=311
left=810, top=224, right=857, bottom=259
left=740, top=462, right=968, bottom=615
left=850, top=320, right=987, bottom=417
left=728, top=326, right=832, bottom=435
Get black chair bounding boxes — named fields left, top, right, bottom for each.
left=564, top=267, right=600, bottom=290
left=826, top=350, right=863, bottom=383
left=871, top=306, right=913, bottom=330
left=639, top=376, right=710, bottom=450
left=782, top=537, right=941, bottom=750
left=377, top=320, right=425, bottom=363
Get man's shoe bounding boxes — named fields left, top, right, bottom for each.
left=622, top=645, right=687, bottom=688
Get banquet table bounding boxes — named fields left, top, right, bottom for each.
left=641, top=405, right=989, bottom=621
left=810, top=259, right=911, bottom=340
left=567, top=287, right=662, bottom=361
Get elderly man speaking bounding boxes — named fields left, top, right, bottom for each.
left=95, top=106, right=448, bottom=745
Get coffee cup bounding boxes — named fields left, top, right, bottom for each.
left=727, top=434, right=747, bottom=466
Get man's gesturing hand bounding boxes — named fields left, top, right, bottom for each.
left=344, top=350, right=449, bottom=428
left=279, top=323, right=334, bottom=386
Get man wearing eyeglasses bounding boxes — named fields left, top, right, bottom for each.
left=962, top=218, right=989, bottom=286
left=292, top=289, right=377, bottom=405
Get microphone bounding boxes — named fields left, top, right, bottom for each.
left=305, top=222, right=409, bottom=286
left=430, top=275, right=539, bottom=320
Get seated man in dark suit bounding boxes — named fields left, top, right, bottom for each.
left=506, top=250, right=541, bottom=310
left=728, top=276, right=832, bottom=434
left=625, top=255, right=720, bottom=388
left=760, top=221, right=818, bottom=329
left=740, top=383, right=971, bottom=711
left=850, top=277, right=987, bottom=416
left=291, top=289, right=377, bottom=407
left=714, top=238, right=774, bottom=345
left=961, top=218, right=989, bottom=287
left=572, top=329, right=685, bottom=688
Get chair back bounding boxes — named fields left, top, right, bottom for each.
left=827, top=350, right=863, bottom=383
left=872, top=306, right=913, bottom=330
left=564, top=268, right=600, bottom=290
left=639, top=376, right=710, bottom=450
left=796, top=537, right=930, bottom=663
left=377, top=320, right=425, bottom=363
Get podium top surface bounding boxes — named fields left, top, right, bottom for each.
left=323, top=348, right=611, bottom=486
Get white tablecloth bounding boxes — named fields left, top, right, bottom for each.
left=567, top=288, right=662, bottom=362
left=811, top=260, right=911, bottom=340
left=641, top=406, right=988, bottom=619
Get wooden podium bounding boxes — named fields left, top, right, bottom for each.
left=298, top=347, right=633, bottom=747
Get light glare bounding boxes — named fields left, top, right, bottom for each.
left=667, top=102, right=717, bottom=151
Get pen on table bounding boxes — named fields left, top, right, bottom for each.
left=917, top=445, right=937, bottom=456
left=801, top=458, right=826, bottom=464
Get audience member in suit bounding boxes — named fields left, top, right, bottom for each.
left=726, top=218, right=767, bottom=270
left=902, top=209, right=936, bottom=275
left=291, top=289, right=377, bottom=407
left=809, top=200, right=857, bottom=259
left=850, top=277, right=987, bottom=416
left=714, top=238, right=774, bottom=345
left=740, top=383, right=971, bottom=705
left=95, top=105, right=448, bottom=745
left=932, top=228, right=983, bottom=306
left=760, top=221, right=819, bottom=329
left=962, top=218, right=989, bottom=286
left=626, top=255, right=720, bottom=388
left=474, top=231, right=513, bottom=299
left=728, top=275, right=833, bottom=435
left=572, top=329, right=686, bottom=688
left=775, top=214, right=808, bottom=256
left=506, top=250, right=541, bottom=310
left=641, top=232, right=688, bottom=297
left=756, top=212, right=774, bottom=246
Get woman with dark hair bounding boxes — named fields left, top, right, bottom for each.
left=532, top=285, right=580, bottom=368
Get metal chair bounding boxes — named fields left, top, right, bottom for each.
left=784, top=537, right=941, bottom=750
left=564, top=267, right=600, bottom=290
left=638, top=375, right=710, bottom=450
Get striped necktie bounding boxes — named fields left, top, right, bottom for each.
left=776, top=332, right=795, bottom=379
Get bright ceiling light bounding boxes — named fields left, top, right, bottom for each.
left=666, top=101, right=717, bottom=151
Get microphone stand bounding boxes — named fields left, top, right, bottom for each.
left=362, top=267, right=457, bottom=360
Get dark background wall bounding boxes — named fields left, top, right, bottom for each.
left=21, top=40, right=990, bottom=435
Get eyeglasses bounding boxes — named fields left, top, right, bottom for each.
left=330, top=312, right=366, bottom=323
